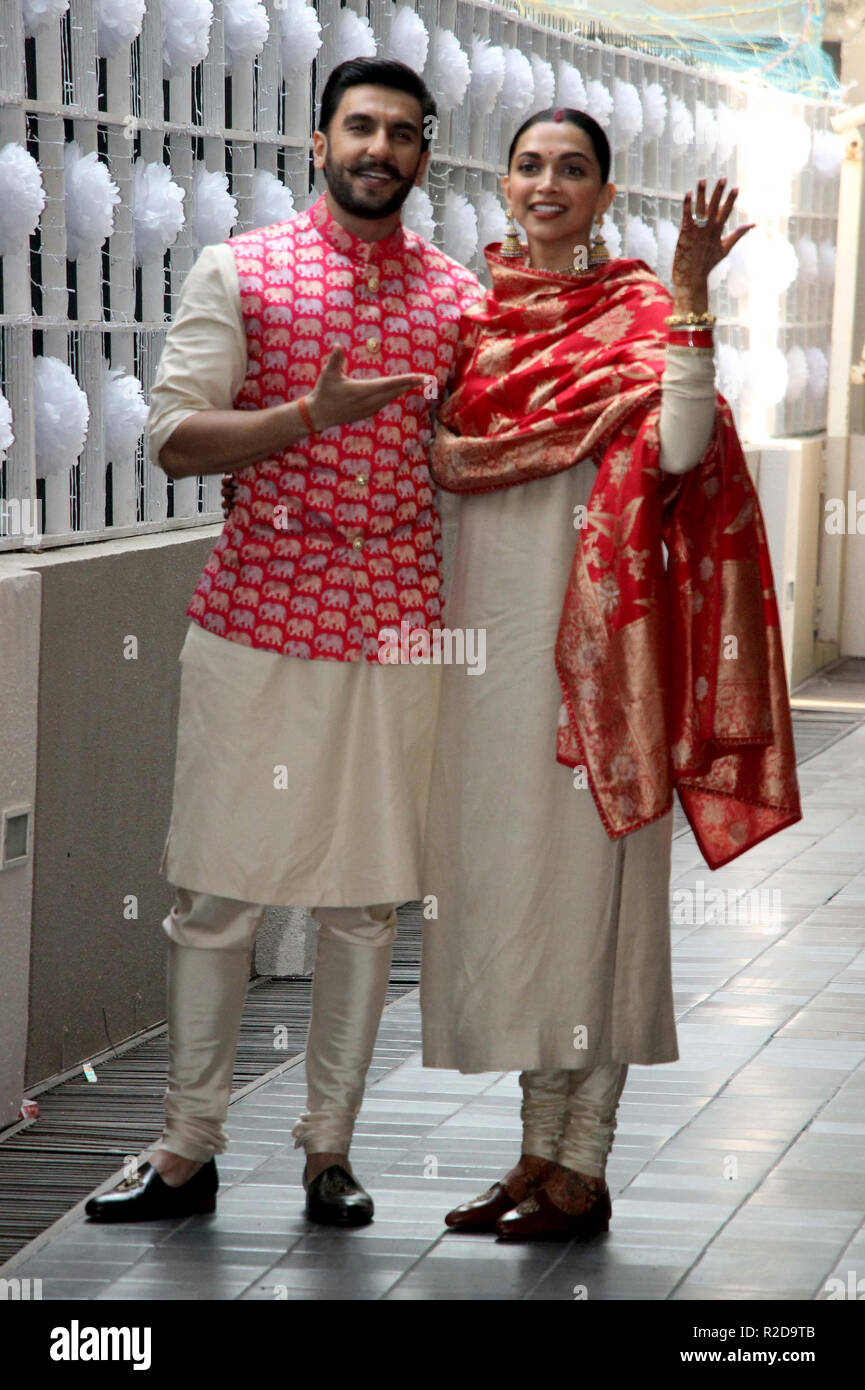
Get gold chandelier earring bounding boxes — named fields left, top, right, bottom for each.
left=500, top=206, right=525, bottom=259
left=588, top=217, right=611, bottom=269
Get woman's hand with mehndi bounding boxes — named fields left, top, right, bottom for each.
left=671, top=177, right=755, bottom=313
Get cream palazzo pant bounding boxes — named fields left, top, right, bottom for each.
left=157, top=887, right=400, bottom=1161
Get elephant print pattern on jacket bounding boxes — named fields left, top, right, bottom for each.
left=186, top=192, right=483, bottom=661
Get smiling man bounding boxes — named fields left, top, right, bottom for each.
left=84, top=59, right=482, bottom=1230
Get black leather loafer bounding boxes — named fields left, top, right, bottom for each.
left=302, top=1163, right=374, bottom=1227
left=84, top=1159, right=218, bottom=1223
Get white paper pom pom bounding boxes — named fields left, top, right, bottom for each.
left=163, top=0, right=213, bottom=73
left=530, top=55, right=555, bottom=113
left=819, top=238, right=836, bottom=287
left=102, top=364, right=149, bottom=462
left=132, top=159, right=185, bottom=265
left=0, top=390, right=14, bottom=459
left=556, top=61, right=586, bottom=111
left=670, top=95, right=694, bottom=150
left=0, top=143, right=46, bottom=257
left=695, top=100, right=719, bottom=158
left=442, top=191, right=477, bottom=265
left=742, top=347, right=788, bottom=407
left=715, top=342, right=744, bottom=404
left=656, top=217, right=678, bottom=284
left=279, top=0, right=322, bottom=76
left=190, top=163, right=237, bottom=247
left=806, top=346, right=829, bottom=398
left=585, top=79, right=613, bottom=130
left=613, top=79, right=642, bottom=151
left=601, top=213, right=621, bottom=260
left=785, top=345, right=808, bottom=401
left=402, top=185, right=435, bottom=241
left=95, top=0, right=145, bottom=59
left=726, top=227, right=797, bottom=299
left=64, top=142, right=120, bottom=261
left=385, top=6, right=428, bottom=75
left=811, top=129, right=844, bottom=179
left=470, top=37, right=505, bottom=116
left=429, top=29, right=470, bottom=113
left=786, top=116, right=812, bottom=176
left=796, top=235, right=818, bottom=282
left=252, top=169, right=295, bottom=229
left=641, top=81, right=666, bottom=141
left=22, top=0, right=68, bottom=37
left=331, top=9, right=377, bottom=68
left=626, top=215, right=657, bottom=270
left=716, top=102, right=739, bottom=163
left=500, top=48, right=534, bottom=120
left=223, top=0, right=269, bottom=70
left=33, top=356, right=89, bottom=478
left=475, top=190, right=508, bottom=251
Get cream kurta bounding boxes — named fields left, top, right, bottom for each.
left=420, top=346, right=719, bottom=1072
left=151, top=240, right=717, bottom=913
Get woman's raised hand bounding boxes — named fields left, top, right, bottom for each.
left=671, top=178, right=756, bottom=301
left=308, top=346, right=429, bottom=431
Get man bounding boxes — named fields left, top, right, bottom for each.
left=85, top=57, right=482, bottom=1228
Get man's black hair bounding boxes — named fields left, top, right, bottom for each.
left=318, top=58, right=438, bottom=151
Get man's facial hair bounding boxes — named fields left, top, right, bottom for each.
left=323, top=146, right=421, bottom=220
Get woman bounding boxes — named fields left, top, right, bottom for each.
left=418, top=107, right=802, bottom=1241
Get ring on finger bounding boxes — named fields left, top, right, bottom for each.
left=693, top=215, right=709, bottom=227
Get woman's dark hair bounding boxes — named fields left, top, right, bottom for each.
left=507, top=108, right=611, bottom=186
left=318, top=58, right=438, bottom=152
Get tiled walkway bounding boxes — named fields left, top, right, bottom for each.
left=4, top=722, right=865, bottom=1300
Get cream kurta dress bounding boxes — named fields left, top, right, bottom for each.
left=420, top=344, right=718, bottom=1073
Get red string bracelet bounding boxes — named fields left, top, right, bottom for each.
left=296, top=395, right=316, bottom=433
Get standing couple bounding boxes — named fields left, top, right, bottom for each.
left=86, top=57, right=801, bottom=1241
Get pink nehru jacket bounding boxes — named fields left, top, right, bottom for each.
left=186, top=192, right=482, bottom=661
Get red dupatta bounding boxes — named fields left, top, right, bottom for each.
left=430, top=247, right=802, bottom=869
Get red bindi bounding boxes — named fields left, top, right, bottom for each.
left=553, top=108, right=564, bottom=122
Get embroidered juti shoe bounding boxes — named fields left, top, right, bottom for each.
left=302, top=1163, right=374, bottom=1227
left=496, top=1176, right=611, bottom=1242
left=84, top=1159, right=218, bottom=1222
left=444, top=1181, right=520, bottom=1233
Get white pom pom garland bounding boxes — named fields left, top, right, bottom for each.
left=500, top=47, right=534, bottom=120
left=103, top=364, right=149, bottom=462
left=641, top=82, right=667, bottom=141
left=784, top=345, right=808, bottom=401
left=0, top=143, right=46, bottom=257
left=530, top=55, right=555, bottom=113
left=163, top=0, right=213, bottom=73
left=279, top=0, right=322, bottom=76
left=442, top=191, right=477, bottom=265
left=64, top=142, right=120, bottom=261
left=601, top=213, right=621, bottom=260
left=252, top=169, right=295, bottom=229
left=612, top=79, right=642, bottom=151
left=670, top=95, right=694, bottom=150
left=429, top=29, right=470, bottom=113
left=132, top=159, right=185, bottom=265
left=556, top=62, right=586, bottom=111
left=22, top=0, right=68, bottom=38
left=818, top=238, right=836, bottom=287
left=33, top=356, right=90, bottom=478
left=475, top=190, right=508, bottom=251
left=331, top=9, right=377, bottom=68
left=655, top=217, right=678, bottom=284
left=694, top=100, right=719, bottom=160
left=0, top=390, right=14, bottom=459
left=223, top=0, right=269, bottom=71
left=806, top=346, right=829, bottom=398
left=385, top=6, right=429, bottom=75
left=811, top=129, right=844, bottom=179
left=726, top=226, right=797, bottom=299
left=626, top=215, right=657, bottom=270
left=795, top=235, right=818, bottom=282
left=190, top=163, right=237, bottom=247
left=402, top=185, right=435, bottom=241
left=585, top=79, right=613, bottom=130
left=470, top=37, right=505, bottom=116
left=715, top=342, right=744, bottom=404
left=741, top=347, right=788, bottom=407
left=95, top=0, right=146, bottom=59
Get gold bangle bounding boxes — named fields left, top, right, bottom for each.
left=296, top=395, right=316, bottom=433
left=664, top=312, right=717, bottom=327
